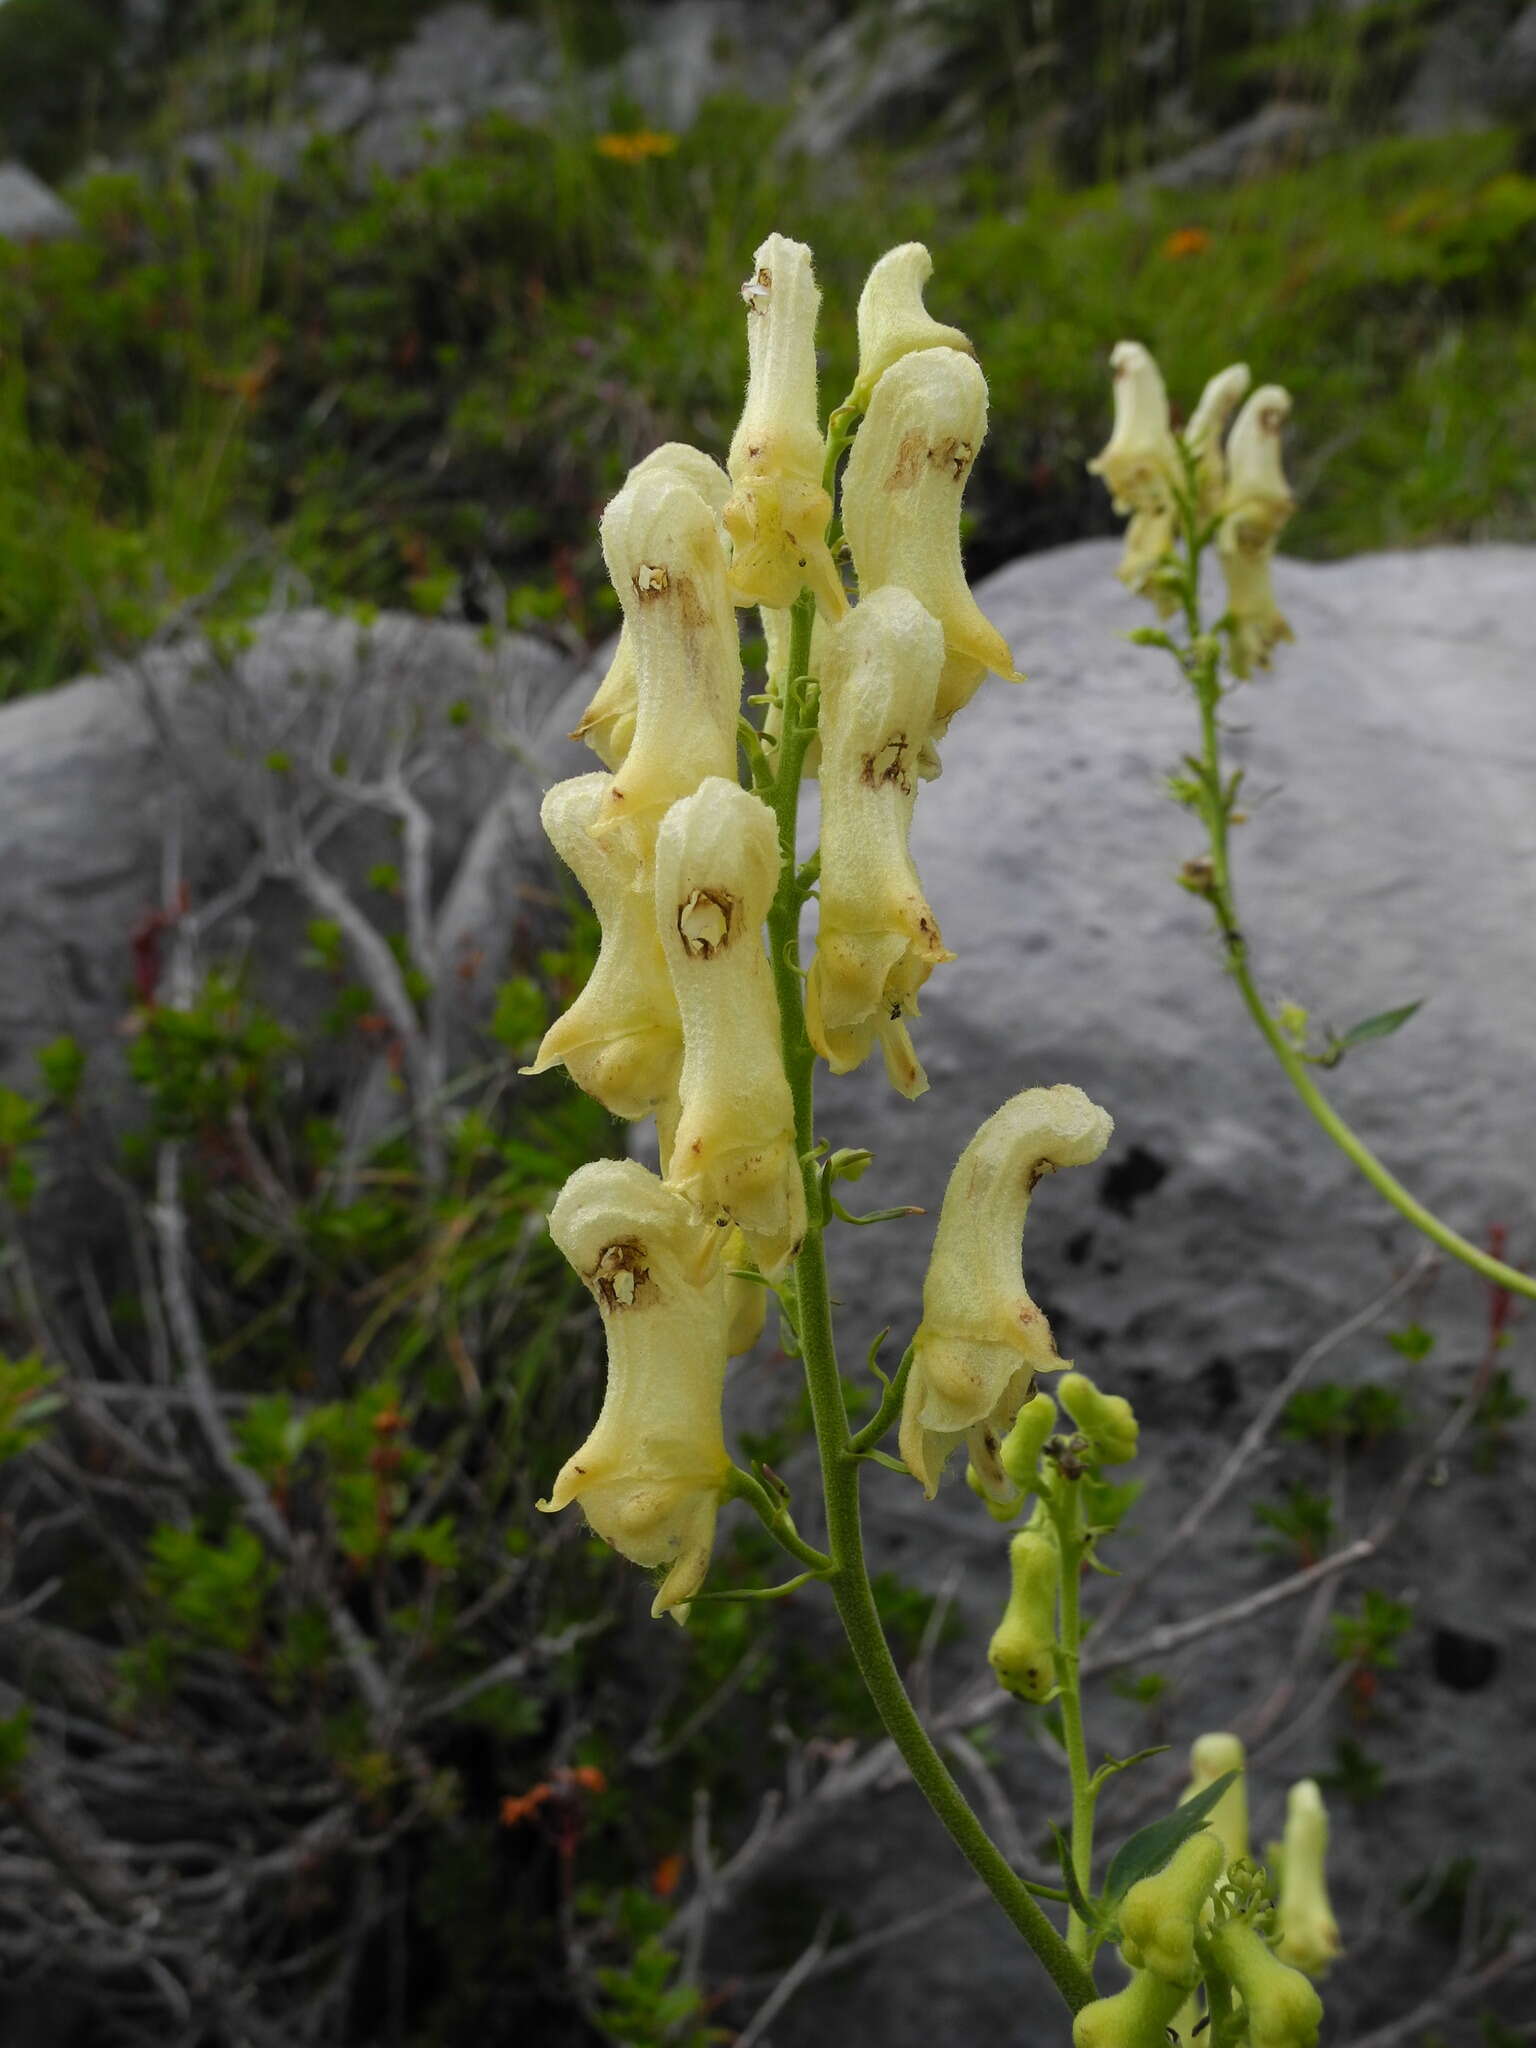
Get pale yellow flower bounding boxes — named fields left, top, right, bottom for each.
left=805, top=587, right=952, bottom=1098
left=1118, top=1832, right=1225, bottom=1988
left=1088, top=340, right=1182, bottom=606
left=1275, top=1780, right=1342, bottom=1978
left=842, top=346, right=1020, bottom=739
left=899, top=1084, right=1114, bottom=1497
left=1183, top=362, right=1251, bottom=519
left=571, top=443, right=732, bottom=770
left=540, top=1159, right=729, bottom=1618
left=1205, top=1922, right=1323, bottom=2048
left=655, top=777, right=806, bottom=1276
left=1218, top=384, right=1295, bottom=678
left=724, top=234, right=845, bottom=619
left=987, top=1518, right=1059, bottom=1701
left=1181, top=1731, right=1249, bottom=1870
left=591, top=465, right=743, bottom=852
left=851, top=242, right=973, bottom=410
left=521, top=774, right=681, bottom=1119
left=1073, top=1969, right=1187, bottom=2048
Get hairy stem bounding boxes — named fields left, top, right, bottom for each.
left=762, top=590, right=1097, bottom=2016
left=1178, top=527, right=1535, bottom=1304
left=1047, top=1478, right=1096, bottom=1961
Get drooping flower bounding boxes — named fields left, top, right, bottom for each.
left=1072, top=1966, right=1188, bottom=2048
left=851, top=242, right=973, bottom=410
left=1218, top=384, right=1295, bottom=678
left=1274, top=1780, right=1341, bottom=1978
left=724, top=234, right=845, bottom=619
left=1088, top=340, right=1182, bottom=607
left=655, top=777, right=805, bottom=1276
left=521, top=774, right=681, bottom=1119
left=805, top=586, right=953, bottom=1098
left=899, top=1084, right=1114, bottom=1497
left=590, top=465, right=743, bottom=851
left=987, top=1516, right=1059, bottom=1701
left=1118, top=1831, right=1225, bottom=1988
left=539, top=1159, right=729, bottom=1618
left=1205, top=1921, right=1323, bottom=2048
left=841, top=346, right=1021, bottom=741
left=1182, top=362, right=1251, bottom=519
left=1057, top=1370, right=1140, bottom=1466
left=571, top=443, right=733, bottom=770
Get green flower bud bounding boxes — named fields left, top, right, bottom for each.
left=1118, top=1830, right=1225, bottom=1988
left=1275, top=1779, right=1341, bottom=1979
left=988, top=1522, right=1059, bottom=1701
left=1182, top=1731, right=1248, bottom=1871
left=1207, top=1921, right=1323, bottom=2048
left=1058, top=1371, right=1139, bottom=1466
left=1001, top=1388, right=1058, bottom=1492
left=1072, top=1966, right=1186, bottom=2048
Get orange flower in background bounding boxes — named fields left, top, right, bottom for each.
left=596, top=130, right=678, bottom=162
left=1161, top=225, right=1211, bottom=260
left=499, top=1764, right=608, bottom=1829
left=651, top=1851, right=685, bottom=1898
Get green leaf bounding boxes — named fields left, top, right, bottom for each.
left=1048, top=1821, right=1100, bottom=1931
left=1101, top=1769, right=1240, bottom=1906
left=1087, top=1745, right=1171, bottom=1796
left=1326, top=1000, right=1423, bottom=1063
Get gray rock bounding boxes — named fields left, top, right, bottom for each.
left=697, top=541, right=1536, bottom=2039
left=780, top=0, right=959, bottom=158
left=0, top=163, right=78, bottom=243
left=1491, top=0, right=1536, bottom=117
left=1397, top=0, right=1508, bottom=136
left=1146, top=101, right=1338, bottom=188
left=0, top=609, right=572, bottom=1115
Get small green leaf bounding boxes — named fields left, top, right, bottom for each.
left=1327, top=1000, right=1423, bottom=1063
left=1087, top=1745, right=1171, bottom=1796
left=1101, top=1769, right=1240, bottom=1906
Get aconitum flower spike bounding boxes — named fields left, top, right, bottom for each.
left=1218, top=384, right=1295, bottom=678
left=655, top=777, right=805, bottom=1276
left=592, top=467, right=743, bottom=851
left=805, top=586, right=953, bottom=1099
left=1275, top=1779, right=1341, bottom=1978
left=724, top=234, right=845, bottom=619
left=571, top=443, right=733, bottom=769
left=851, top=242, right=973, bottom=410
left=539, top=1159, right=729, bottom=1618
left=841, top=346, right=1020, bottom=738
left=1088, top=340, right=1182, bottom=606
left=899, top=1084, right=1114, bottom=1498
left=521, top=774, right=681, bottom=1119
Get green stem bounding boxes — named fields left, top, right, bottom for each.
left=1180, top=534, right=1536, bottom=1305
left=724, top=1465, right=833, bottom=1576
left=1047, top=1479, right=1097, bottom=1961
left=762, top=589, right=1097, bottom=2018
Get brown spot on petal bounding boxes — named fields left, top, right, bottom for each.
left=591, top=1240, right=654, bottom=1312
left=862, top=731, right=912, bottom=792
left=633, top=562, right=669, bottom=599
left=678, top=887, right=736, bottom=959
left=886, top=430, right=926, bottom=490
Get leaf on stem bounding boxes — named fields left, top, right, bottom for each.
left=1100, top=1769, right=1241, bottom=1908
left=1048, top=1820, right=1101, bottom=1933
left=1318, top=1000, right=1423, bottom=1067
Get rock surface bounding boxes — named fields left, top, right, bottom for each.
left=0, top=609, right=570, bottom=1117
left=0, top=163, right=78, bottom=242
left=681, top=541, right=1536, bottom=2042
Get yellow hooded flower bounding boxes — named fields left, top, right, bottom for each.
left=724, top=234, right=845, bottom=619
left=540, top=1159, right=729, bottom=1617
left=1118, top=1831, right=1225, bottom=1989
left=1218, top=384, right=1295, bottom=679
left=571, top=443, right=733, bottom=769
left=805, top=587, right=953, bottom=1099
left=841, top=346, right=1020, bottom=738
left=1275, top=1779, right=1341, bottom=1978
left=591, top=465, right=743, bottom=851
left=987, top=1516, right=1059, bottom=1701
left=1205, top=1922, right=1323, bottom=2048
left=899, top=1084, right=1114, bottom=1497
left=1088, top=340, right=1182, bottom=606
left=522, top=774, right=682, bottom=1119
left=1073, top=1966, right=1187, bottom=2048
left=850, top=241, right=973, bottom=410
left=1182, top=362, right=1251, bottom=520
left=1181, top=1731, right=1249, bottom=1871
left=655, top=777, right=806, bottom=1276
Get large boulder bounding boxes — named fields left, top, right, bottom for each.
left=691, top=541, right=1536, bottom=2043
